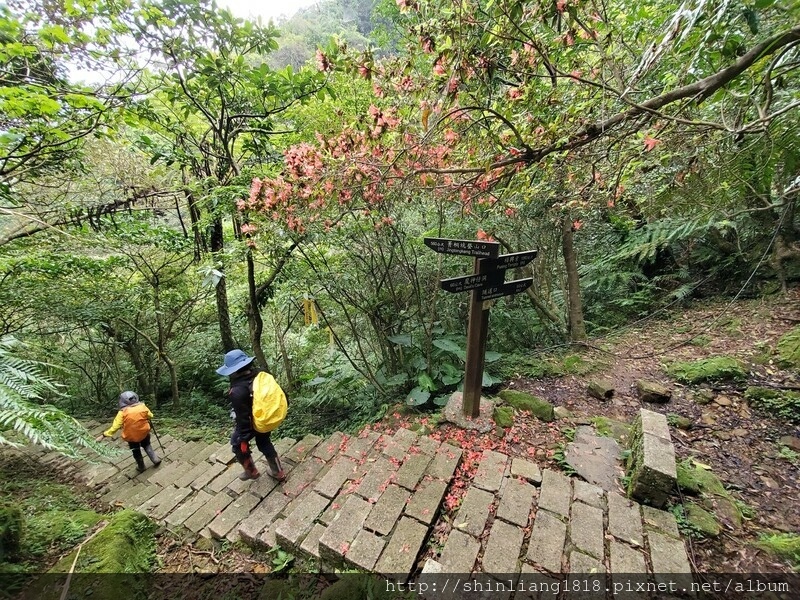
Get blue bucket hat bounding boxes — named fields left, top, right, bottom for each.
left=216, top=349, right=255, bottom=376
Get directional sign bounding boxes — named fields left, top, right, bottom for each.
left=424, top=237, right=500, bottom=258
left=440, top=270, right=505, bottom=293
left=478, top=278, right=533, bottom=301
left=482, top=250, right=538, bottom=271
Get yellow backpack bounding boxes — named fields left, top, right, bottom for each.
left=251, top=372, right=288, bottom=433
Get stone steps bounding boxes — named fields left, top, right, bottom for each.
left=12, top=419, right=693, bottom=585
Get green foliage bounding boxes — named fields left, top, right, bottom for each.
left=0, top=457, right=102, bottom=574
left=0, top=336, right=112, bottom=458
left=282, top=358, right=388, bottom=437
left=387, top=332, right=501, bottom=409
left=755, top=532, right=800, bottom=569
left=665, top=356, right=747, bottom=384
left=267, top=546, right=294, bottom=573
left=777, top=445, right=799, bottom=466
left=0, top=504, right=22, bottom=563
left=0, top=3, right=127, bottom=201
left=744, top=387, right=800, bottom=423
left=670, top=504, right=708, bottom=540
left=776, top=326, right=800, bottom=372
left=47, top=509, right=155, bottom=577
left=552, top=443, right=576, bottom=476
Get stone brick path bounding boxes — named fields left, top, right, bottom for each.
left=19, top=422, right=693, bottom=586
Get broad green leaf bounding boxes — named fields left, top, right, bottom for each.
left=387, top=334, right=412, bottom=346
left=418, top=372, right=435, bottom=391
left=433, top=394, right=451, bottom=407
left=406, top=387, right=430, bottom=406
left=482, top=371, right=501, bottom=387
left=484, top=351, right=502, bottom=363
left=432, top=338, right=463, bottom=355
left=385, top=374, right=409, bottom=386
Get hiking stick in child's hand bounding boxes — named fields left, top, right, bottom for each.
left=149, top=420, right=165, bottom=453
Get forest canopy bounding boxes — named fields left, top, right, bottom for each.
left=0, top=0, right=797, bottom=450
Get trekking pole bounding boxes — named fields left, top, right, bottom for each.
left=149, top=420, right=165, bottom=454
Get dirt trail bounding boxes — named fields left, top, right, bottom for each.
left=509, top=287, right=800, bottom=573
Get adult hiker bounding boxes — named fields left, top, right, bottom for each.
left=97, top=391, right=161, bottom=473
left=216, top=349, right=286, bottom=482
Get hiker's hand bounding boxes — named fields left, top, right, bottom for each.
left=95, top=434, right=105, bottom=442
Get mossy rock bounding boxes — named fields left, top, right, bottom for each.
left=498, top=390, right=555, bottom=422
left=744, top=386, right=800, bottom=423
left=591, top=416, right=631, bottom=444
left=676, top=460, right=727, bottom=496
left=693, top=389, right=715, bottom=405
left=665, top=357, right=747, bottom=384
left=49, top=510, right=155, bottom=573
left=685, top=502, right=721, bottom=537
left=493, top=405, right=514, bottom=428
left=318, top=574, right=399, bottom=600
left=704, top=496, right=743, bottom=530
left=777, top=326, right=800, bottom=372
left=676, top=461, right=745, bottom=532
left=0, top=504, right=23, bottom=563
left=667, top=414, right=694, bottom=430
left=26, top=510, right=157, bottom=600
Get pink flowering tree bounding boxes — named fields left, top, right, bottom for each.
left=243, top=0, right=798, bottom=356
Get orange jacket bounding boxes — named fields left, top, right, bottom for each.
left=103, top=403, right=153, bottom=442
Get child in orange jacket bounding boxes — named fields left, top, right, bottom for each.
left=97, top=391, right=161, bottom=472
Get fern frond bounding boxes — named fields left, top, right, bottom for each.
left=0, top=336, right=114, bottom=459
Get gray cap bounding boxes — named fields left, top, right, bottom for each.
left=118, top=391, right=140, bottom=408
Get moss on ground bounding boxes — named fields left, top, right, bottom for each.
left=665, top=356, right=747, bottom=384
left=0, top=504, right=23, bottom=563
left=493, top=405, right=514, bottom=428
left=676, top=460, right=727, bottom=496
left=675, top=459, right=748, bottom=533
left=497, top=352, right=607, bottom=380
left=744, top=386, right=800, bottom=423
left=777, top=326, right=800, bottom=372
left=21, top=510, right=157, bottom=600
left=0, top=459, right=104, bottom=572
left=48, top=509, right=155, bottom=573
left=498, top=390, right=555, bottom=421
left=685, top=502, right=721, bottom=537
left=755, top=532, right=800, bottom=570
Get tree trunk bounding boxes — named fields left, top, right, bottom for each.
left=275, top=311, right=294, bottom=394
left=246, top=249, right=270, bottom=371
left=101, top=324, right=153, bottom=400
left=561, top=216, right=587, bottom=342
left=210, top=217, right=236, bottom=351
left=182, top=169, right=206, bottom=262
left=152, top=284, right=179, bottom=408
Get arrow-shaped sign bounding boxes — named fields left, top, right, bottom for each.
left=424, top=237, right=500, bottom=258
left=440, top=270, right=505, bottom=293
left=482, top=250, right=538, bottom=271
left=478, top=278, right=533, bottom=301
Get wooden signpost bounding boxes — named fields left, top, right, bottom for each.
left=424, top=237, right=537, bottom=418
